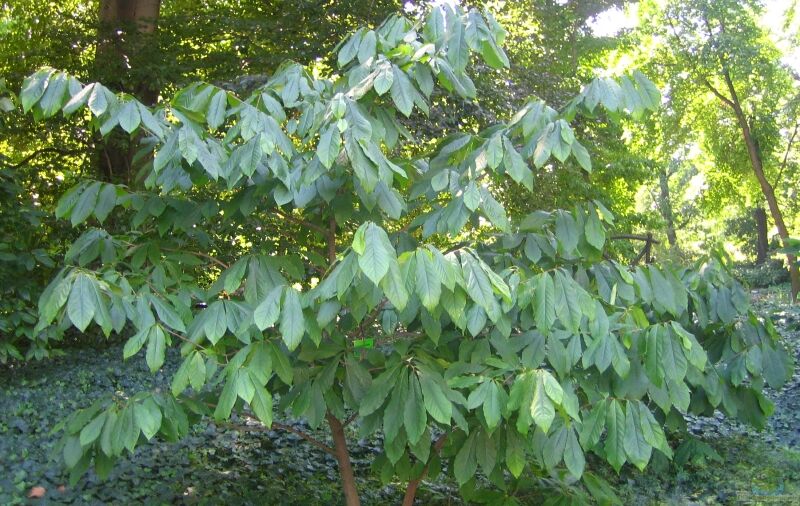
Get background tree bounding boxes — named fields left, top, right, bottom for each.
left=636, top=0, right=800, bottom=300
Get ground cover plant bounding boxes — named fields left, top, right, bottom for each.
left=10, top=2, right=797, bottom=505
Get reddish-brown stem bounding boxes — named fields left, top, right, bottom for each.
left=325, top=212, right=361, bottom=504
left=327, top=413, right=361, bottom=506
left=401, top=433, right=449, bottom=506
left=272, top=422, right=335, bottom=455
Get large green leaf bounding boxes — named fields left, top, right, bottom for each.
left=415, top=249, right=442, bottom=311
left=279, top=287, right=305, bottom=350
left=134, top=398, right=162, bottom=440
left=316, top=125, right=341, bottom=169
left=145, top=325, right=166, bottom=372
left=254, top=286, right=283, bottom=331
left=530, top=371, right=555, bottom=432
left=605, top=399, right=626, bottom=472
left=623, top=400, right=652, bottom=470
left=461, top=253, right=499, bottom=321
left=535, top=273, right=556, bottom=335
left=355, top=222, right=394, bottom=285
left=453, top=432, right=477, bottom=485
left=404, top=373, right=427, bottom=445
left=67, top=274, right=96, bottom=332
left=419, top=370, right=452, bottom=424
left=250, top=382, right=273, bottom=427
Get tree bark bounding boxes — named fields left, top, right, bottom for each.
left=658, top=168, right=678, bottom=248
left=753, top=207, right=769, bottom=265
left=326, top=413, right=360, bottom=506
left=98, top=0, right=161, bottom=103
left=95, top=0, right=162, bottom=184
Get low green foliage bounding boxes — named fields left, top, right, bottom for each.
left=0, top=162, right=63, bottom=363
left=734, top=260, right=791, bottom=289
left=17, top=4, right=793, bottom=504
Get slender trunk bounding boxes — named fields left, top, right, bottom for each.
left=401, top=434, right=448, bottom=506
left=324, top=217, right=361, bottom=505
left=657, top=168, right=678, bottom=248
left=402, top=480, right=421, bottom=506
left=721, top=72, right=799, bottom=302
left=753, top=207, right=769, bottom=265
left=733, top=106, right=800, bottom=301
left=326, top=413, right=360, bottom=506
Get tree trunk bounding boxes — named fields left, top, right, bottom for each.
left=95, top=0, right=162, bottom=184
left=724, top=81, right=800, bottom=301
left=753, top=207, right=769, bottom=265
left=326, top=413, right=360, bottom=506
left=658, top=168, right=678, bottom=248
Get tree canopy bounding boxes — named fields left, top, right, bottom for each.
left=1, top=1, right=798, bottom=505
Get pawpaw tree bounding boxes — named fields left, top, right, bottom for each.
left=21, top=3, right=792, bottom=505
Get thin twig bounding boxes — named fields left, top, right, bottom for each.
left=275, top=208, right=328, bottom=236
left=233, top=415, right=336, bottom=455
left=8, top=147, right=84, bottom=169
left=158, top=245, right=230, bottom=270
left=774, top=120, right=799, bottom=188
left=343, top=412, right=359, bottom=427
left=609, top=234, right=661, bottom=244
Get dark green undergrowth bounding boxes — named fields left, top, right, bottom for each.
left=732, top=261, right=791, bottom=289
left=2, top=287, right=799, bottom=505
left=0, top=341, right=463, bottom=505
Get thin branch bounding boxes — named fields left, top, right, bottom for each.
left=275, top=208, right=328, bottom=236
left=158, top=245, right=230, bottom=270
left=773, top=120, right=800, bottom=188
left=271, top=421, right=335, bottom=455
left=327, top=215, right=337, bottom=264
left=702, top=78, right=736, bottom=109
left=343, top=412, right=359, bottom=427
left=664, top=15, right=736, bottom=110
left=401, top=432, right=450, bottom=506
left=233, top=416, right=336, bottom=455
left=610, top=234, right=661, bottom=244
left=7, top=147, right=84, bottom=169
left=355, top=298, right=389, bottom=340
left=720, top=67, right=744, bottom=115
left=674, top=214, right=693, bottom=230
left=442, top=241, right=470, bottom=255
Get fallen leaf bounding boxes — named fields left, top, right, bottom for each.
left=28, top=486, right=46, bottom=498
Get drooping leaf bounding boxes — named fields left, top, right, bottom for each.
left=356, top=222, right=394, bottom=285
left=67, top=274, right=96, bottom=332
left=280, top=287, right=305, bottom=350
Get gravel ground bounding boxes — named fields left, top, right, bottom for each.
left=684, top=292, right=800, bottom=449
